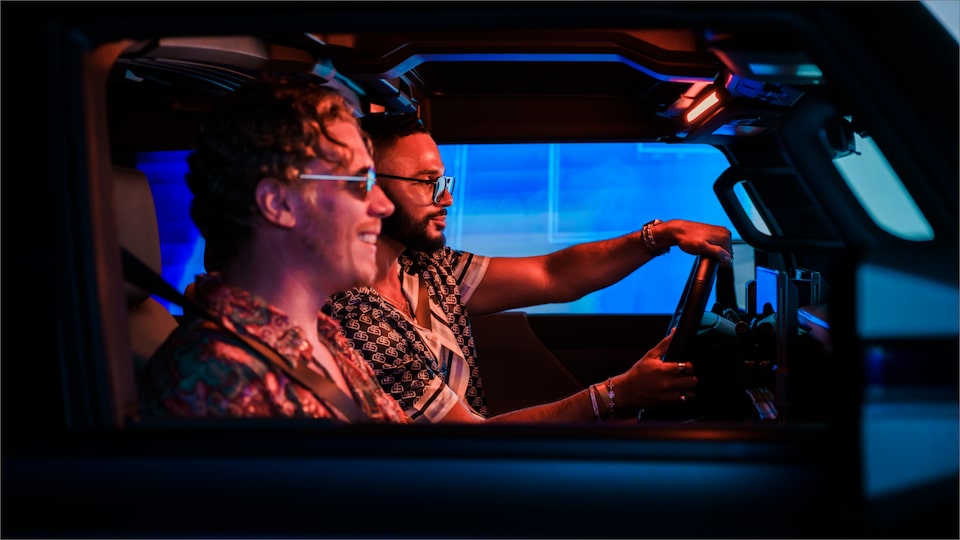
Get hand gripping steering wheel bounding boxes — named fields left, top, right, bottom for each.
left=662, top=254, right=720, bottom=363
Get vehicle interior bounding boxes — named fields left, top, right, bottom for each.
left=4, top=2, right=957, bottom=538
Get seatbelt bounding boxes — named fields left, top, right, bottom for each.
left=120, top=248, right=369, bottom=422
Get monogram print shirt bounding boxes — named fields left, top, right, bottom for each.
left=324, top=248, right=491, bottom=422
left=140, top=273, right=408, bottom=423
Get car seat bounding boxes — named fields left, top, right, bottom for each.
left=470, top=311, right=584, bottom=416
left=112, top=165, right=179, bottom=374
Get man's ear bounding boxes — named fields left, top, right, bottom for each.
left=255, top=177, right=297, bottom=228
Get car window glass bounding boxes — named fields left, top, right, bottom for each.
left=144, top=143, right=743, bottom=316
left=440, top=142, right=737, bottom=314
left=923, top=0, right=960, bottom=42
left=733, top=180, right=773, bottom=236
left=833, top=133, right=934, bottom=241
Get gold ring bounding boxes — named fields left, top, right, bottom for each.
left=677, top=362, right=687, bottom=376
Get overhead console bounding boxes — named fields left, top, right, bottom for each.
left=104, top=23, right=834, bottom=150
left=666, top=34, right=825, bottom=145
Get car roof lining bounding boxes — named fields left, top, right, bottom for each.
left=107, top=25, right=818, bottom=148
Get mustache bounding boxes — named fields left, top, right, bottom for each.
left=426, top=209, right=447, bottom=220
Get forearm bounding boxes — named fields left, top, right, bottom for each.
left=473, top=329, right=696, bottom=424
left=468, top=221, right=678, bottom=314
left=544, top=218, right=734, bottom=301
left=468, top=219, right=730, bottom=314
left=486, top=379, right=625, bottom=423
left=544, top=229, right=656, bottom=303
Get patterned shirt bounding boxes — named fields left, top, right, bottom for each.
left=140, top=273, right=408, bottom=423
left=325, top=248, right=490, bottom=422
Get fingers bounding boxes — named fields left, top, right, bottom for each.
left=676, top=373, right=698, bottom=391
left=675, top=361, right=694, bottom=377
left=672, top=360, right=697, bottom=387
left=675, top=369, right=698, bottom=406
left=653, top=364, right=698, bottom=407
left=672, top=221, right=733, bottom=261
left=717, top=245, right=733, bottom=265
left=711, top=225, right=733, bottom=264
left=625, top=329, right=702, bottom=408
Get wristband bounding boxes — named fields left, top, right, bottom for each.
left=588, top=385, right=602, bottom=422
left=605, top=378, right=616, bottom=418
left=642, top=219, right=670, bottom=256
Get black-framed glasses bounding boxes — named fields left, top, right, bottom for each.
left=299, top=170, right=377, bottom=195
left=377, top=173, right=455, bottom=204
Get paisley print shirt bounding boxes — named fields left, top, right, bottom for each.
left=325, top=248, right=490, bottom=422
left=140, top=273, right=408, bottom=423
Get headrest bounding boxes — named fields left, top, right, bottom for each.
left=112, top=165, right=163, bottom=308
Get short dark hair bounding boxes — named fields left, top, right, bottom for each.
left=186, top=76, right=363, bottom=267
left=360, top=112, right=428, bottom=160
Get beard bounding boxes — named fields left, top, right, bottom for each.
left=382, top=204, right=446, bottom=252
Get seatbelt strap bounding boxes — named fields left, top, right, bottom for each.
left=120, top=248, right=368, bottom=422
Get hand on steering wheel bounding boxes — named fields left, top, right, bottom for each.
left=613, top=255, right=721, bottom=421
left=639, top=254, right=719, bottom=420
left=613, top=328, right=700, bottom=413
left=663, top=254, right=720, bottom=363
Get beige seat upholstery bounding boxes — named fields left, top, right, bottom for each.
left=112, top=165, right=179, bottom=374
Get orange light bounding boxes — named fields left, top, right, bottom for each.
left=685, top=90, right=720, bottom=124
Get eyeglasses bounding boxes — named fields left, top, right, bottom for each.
left=377, top=173, right=455, bottom=204
left=299, top=170, right=377, bottom=195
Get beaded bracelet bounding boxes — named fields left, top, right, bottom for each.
left=588, top=385, right=602, bottom=422
left=642, top=219, right=670, bottom=256
left=605, top=378, right=616, bottom=418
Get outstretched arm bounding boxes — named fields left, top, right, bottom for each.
left=439, top=329, right=698, bottom=423
left=465, top=219, right=732, bottom=315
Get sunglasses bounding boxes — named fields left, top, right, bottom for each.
left=299, top=170, right=377, bottom=195
left=377, top=173, right=455, bottom=204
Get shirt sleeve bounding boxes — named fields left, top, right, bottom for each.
left=448, top=250, right=490, bottom=304
left=329, top=290, right=464, bottom=423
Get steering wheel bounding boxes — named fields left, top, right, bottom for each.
left=662, top=254, right=720, bottom=363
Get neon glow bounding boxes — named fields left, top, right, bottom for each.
left=748, top=62, right=823, bottom=78
left=685, top=91, right=720, bottom=123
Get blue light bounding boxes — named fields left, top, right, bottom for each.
left=748, top=62, right=823, bottom=78
left=382, top=53, right=714, bottom=83
left=141, top=142, right=734, bottom=316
